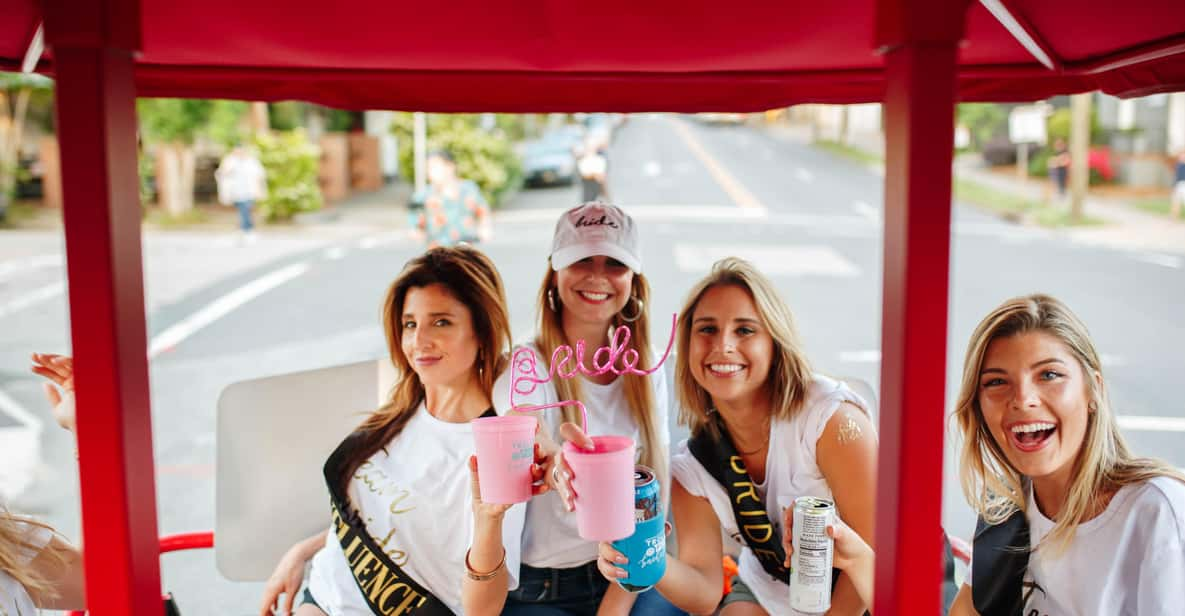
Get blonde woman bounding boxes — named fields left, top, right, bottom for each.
left=493, top=202, right=678, bottom=615
left=1, top=353, right=86, bottom=614
left=260, top=246, right=538, bottom=616
left=596, top=258, right=878, bottom=615
left=788, top=294, right=1185, bottom=616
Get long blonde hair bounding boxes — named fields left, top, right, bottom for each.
left=337, top=246, right=511, bottom=488
left=535, top=264, right=666, bottom=483
left=955, top=294, right=1185, bottom=552
left=675, top=257, right=814, bottom=438
left=0, top=506, right=66, bottom=602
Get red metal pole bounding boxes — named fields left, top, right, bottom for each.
left=43, top=1, right=162, bottom=614
left=873, top=0, right=968, bottom=614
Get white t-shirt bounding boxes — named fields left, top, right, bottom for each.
left=670, top=375, right=870, bottom=616
left=215, top=153, right=266, bottom=204
left=0, top=517, right=53, bottom=616
left=492, top=342, right=671, bottom=569
left=306, top=404, right=525, bottom=615
left=1017, top=476, right=1185, bottom=616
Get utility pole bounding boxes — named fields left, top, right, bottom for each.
left=1069, top=93, right=1091, bottom=223
left=413, top=112, right=427, bottom=193
left=249, top=102, right=269, bottom=135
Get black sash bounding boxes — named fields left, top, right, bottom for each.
left=687, top=415, right=793, bottom=583
left=322, top=422, right=474, bottom=616
left=971, top=511, right=1031, bottom=616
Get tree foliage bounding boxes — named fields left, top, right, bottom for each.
left=390, top=113, right=523, bottom=206
left=252, top=129, right=323, bottom=221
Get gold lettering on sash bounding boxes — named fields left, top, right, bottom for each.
left=732, top=481, right=761, bottom=505
left=743, top=523, right=774, bottom=543
left=380, top=582, right=424, bottom=615
left=738, top=508, right=765, bottom=517
left=752, top=548, right=782, bottom=566
left=353, top=552, right=378, bottom=578
left=729, top=455, right=747, bottom=474
left=343, top=536, right=365, bottom=564
left=360, top=565, right=390, bottom=600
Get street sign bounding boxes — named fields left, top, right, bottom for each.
left=1009, top=105, right=1048, bottom=144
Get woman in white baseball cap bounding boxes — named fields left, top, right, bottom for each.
left=493, top=202, right=682, bottom=616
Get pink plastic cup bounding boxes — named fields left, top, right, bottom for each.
left=564, top=435, right=637, bottom=541
left=472, top=415, right=538, bottom=504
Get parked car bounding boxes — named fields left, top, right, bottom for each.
left=695, top=112, right=748, bottom=125
left=523, top=132, right=579, bottom=187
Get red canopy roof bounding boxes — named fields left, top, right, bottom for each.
left=3, top=0, right=1184, bottom=110
left=2, top=0, right=1185, bottom=110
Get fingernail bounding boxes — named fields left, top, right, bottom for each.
left=616, top=568, right=628, bottom=578
left=615, top=555, right=627, bottom=564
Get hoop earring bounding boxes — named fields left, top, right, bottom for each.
left=547, top=288, right=558, bottom=313
left=620, top=295, right=643, bottom=323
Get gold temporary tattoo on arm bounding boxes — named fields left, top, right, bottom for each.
left=837, top=411, right=864, bottom=445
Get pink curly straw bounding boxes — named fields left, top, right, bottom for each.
left=508, top=314, right=678, bottom=438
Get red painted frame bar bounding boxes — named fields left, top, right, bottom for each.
left=44, top=0, right=162, bottom=613
left=874, top=0, right=968, bottom=613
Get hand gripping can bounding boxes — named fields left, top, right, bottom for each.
left=790, top=496, right=835, bottom=613
left=611, top=466, right=666, bottom=592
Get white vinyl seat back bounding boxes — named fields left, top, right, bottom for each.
left=216, top=358, right=392, bottom=581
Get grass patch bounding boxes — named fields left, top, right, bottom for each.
left=953, top=178, right=1104, bottom=228
left=0, top=202, right=40, bottom=228
left=954, top=178, right=1041, bottom=218
left=1032, top=207, right=1105, bottom=227
left=144, top=207, right=213, bottom=228
left=813, top=140, right=883, bottom=166
left=1132, top=197, right=1172, bottom=216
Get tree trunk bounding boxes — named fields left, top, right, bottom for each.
left=155, top=142, right=196, bottom=216
left=1070, top=94, right=1091, bottom=222
left=0, top=87, right=32, bottom=214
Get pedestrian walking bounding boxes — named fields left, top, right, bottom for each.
left=577, top=141, right=610, bottom=203
left=410, top=150, right=491, bottom=248
left=215, top=143, right=268, bottom=244
left=1170, top=149, right=1185, bottom=219
left=1047, top=137, right=1071, bottom=200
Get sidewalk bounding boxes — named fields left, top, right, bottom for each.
left=953, top=157, right=1185, bottom=256
left=763, top=122, right=1185, bottom=256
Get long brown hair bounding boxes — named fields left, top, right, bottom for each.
left=337, top=246, right=511, bottom=488
left=535, top=263, right=666, bottom=482
left=0, top=506, right=66, bottom=601
left=955, top=294, right=1185, bottom=553
left=675, top=257, right=814, bottom=438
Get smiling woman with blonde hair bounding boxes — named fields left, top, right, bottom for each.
left=596, top=257, right=878, bottom=616
left=947, top=293, right=1185, bottom=615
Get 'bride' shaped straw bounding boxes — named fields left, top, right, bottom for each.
left=509, top=314, right=677, bottom=439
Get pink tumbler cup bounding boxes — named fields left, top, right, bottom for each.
left=472, top=415, right=538, bottom=504
left=563, top=435, right=637, bottom=541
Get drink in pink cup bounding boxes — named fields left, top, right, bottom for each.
left=472, top=415, right=538, bottom=504
left=563, top=435, right=637, bottom=541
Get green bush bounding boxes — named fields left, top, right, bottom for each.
left=1046, top=107, right=1105, bottom=145
left=252, top=130, right=323, bottom=222
left=957, top=103, right=1008, bottom=149
left=391, top=114, right=523, bottom=206
left=1029, top=146, right=1108, bottom=185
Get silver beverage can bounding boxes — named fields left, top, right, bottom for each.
left=790, top=496, right=835, bottom=613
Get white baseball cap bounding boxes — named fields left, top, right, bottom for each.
left=550, top=202, right=642, bottom=273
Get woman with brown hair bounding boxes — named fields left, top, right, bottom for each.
left=492, top=202, right=678, bottom=615
left=0, top=354, right=86, bottom=615
left=259, top=246, right=542, bottom=616
left=596, top=257, right=878, bottom=616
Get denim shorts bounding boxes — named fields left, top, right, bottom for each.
left=719, top=576, right=760, bottom=609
